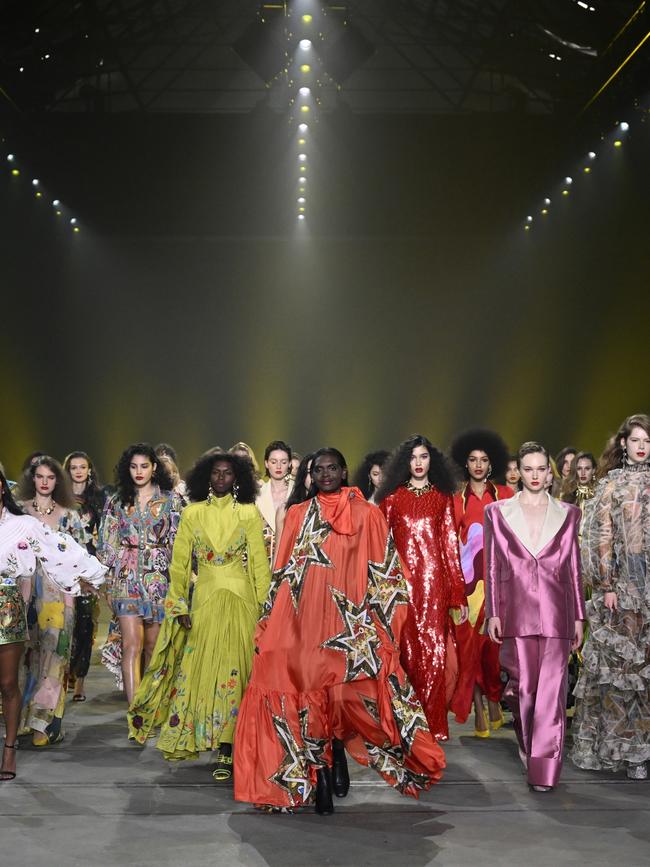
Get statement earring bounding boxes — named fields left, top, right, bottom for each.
left=232, top=482, right=240, bottom=504
left=207, top=485, right=215, bottom=504
left=487, top=465, right=492, bottom=479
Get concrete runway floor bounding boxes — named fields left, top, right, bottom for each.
left=1, top=665, right=648, bottom=867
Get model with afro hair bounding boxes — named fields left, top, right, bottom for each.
left=448, top=429, right=514, bottom=735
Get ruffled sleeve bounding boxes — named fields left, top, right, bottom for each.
left=28, top=519, right=107, bottom=594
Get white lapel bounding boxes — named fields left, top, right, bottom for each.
left=256, top=480, right=276, bottom=530
left=499, top=492, right=567, bottom=557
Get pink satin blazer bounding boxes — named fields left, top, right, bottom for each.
left=484, top=493, right=586, bottom=639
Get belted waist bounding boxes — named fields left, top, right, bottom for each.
left=120, top=542, right=152, bottom=549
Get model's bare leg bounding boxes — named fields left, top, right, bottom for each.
left=473, top=684, right=488, bottom=733
left=142, top=622, right=160, bottom=671
left=119, top=616, right=144, bottom=705
left=0, top=643, right=24, bottom=778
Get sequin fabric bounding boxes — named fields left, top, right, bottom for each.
left=381, top=485, right=466, bottom=740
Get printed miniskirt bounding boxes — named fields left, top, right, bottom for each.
left=0, top=584, right=28, bottom=645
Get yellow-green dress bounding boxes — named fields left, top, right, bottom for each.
left=127, top=494, right=271, bottom=759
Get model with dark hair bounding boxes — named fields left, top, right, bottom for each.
left=18, top=457, right=92, bottom=745
left=486, top=442, right=585, bottom=792
left=449, top=429, right=513, bottom=735
left=572, top=414, right=650, bottom=779
left=128, top=451, right=269, bottom=782
left=505, top=456, right=520, bottom=493
left=353, top=450, right=390, bottom=505
left=155, top=443, right=188, bottom=502
left=377, top=435, right=467, bottom=741
left=256, top=440, right=293, bottom=563
left=0, top=468, right=106, bottom=780
left=273, top=452, right=314, bottom=566
left=98, top=443, right=183, bottom=703
left=229, top=442, right=261, bottom=479
left=63, top=451, right=107, bottom=702
left=235, top=447, right=444, bottom=813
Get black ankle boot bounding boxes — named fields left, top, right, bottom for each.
left=332, top=739, right=350, bottom=798
left=315, top=767, right=334, bottom=815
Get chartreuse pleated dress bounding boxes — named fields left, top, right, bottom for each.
left=127, top=494, right=270, bottom=759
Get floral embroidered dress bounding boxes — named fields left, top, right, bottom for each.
left=98, top=488, right=183, bottom=685
left=0, top=510, right=106, bottom=647
left=127, top=494, right=270, bottom=759
left=21, top=509, right=92, bottom=733
left=234, top=489, right=445, bottom=810
left=571, top=463, right=650, bottom=771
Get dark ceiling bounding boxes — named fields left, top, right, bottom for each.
left=1, top=0, right=648, bottom=122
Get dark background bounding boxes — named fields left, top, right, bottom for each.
left=1, top=19, right=648, bottom=480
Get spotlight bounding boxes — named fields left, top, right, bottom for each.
left=11, top=168, right=20, bottom=176
left=299, top=187, right=305, bottom=193
left=544, top=198, right=551, bottom=205
left=298, top=153, right=307, bottom=161
left=298, top=138, right=306, bottom=145
left=526, top=215, right=533, bottom=223
left=70, top=218, right=77, bottom=225
left=584, top=166, right=591, bottom=173
left=300, top=105, right=310, bottom=113
left=298, top=214, right=306, bottom=221
left=32, top=178, right=39, bottom=186
left=300, top=64, right=311, bottom=73
left=298, top=207, right=305, bottom=213
left=298, top=197, right=306, bottom=203
left=588, top=151, right=596, bottom=159
left=524, top=225, right=530, bottom=231
left=299, top=39, right=312, bottom=50
left=299, top=176, right=307, bottom=184
left=302, top=14, right=313, bottom=23
left=562, top=189, right=569, bottom=196
left=298, top=123, right=308, bottom=132
left=73, top=226, right=80, bottom=233
left=619, top=121, right=629, bottom=131
left=7, top=154, right=15, bottom=162
left=614, top=140, right=622, bottom=148
left=299, top=86, right=310, bottom=96
left=55, top=210, right=62, bottom=216
left=541, top=208, right=548, bottom=215
left=564, top=177, right=573, bottom=185
left=35, top=191, right=42, bottom=198
left=53, top=199, right=60, bottom=206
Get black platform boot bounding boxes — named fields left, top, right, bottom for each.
left=315, top=766, right=334, bottom=815
left=332, top=738, right=350, bottom=798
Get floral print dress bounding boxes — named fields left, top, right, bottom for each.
left=127, top=494, right=270, bottom=759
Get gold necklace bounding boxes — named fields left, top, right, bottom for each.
left=33, top=498, right=56, bottom=516
left=406, top=480, right=432, bottom=497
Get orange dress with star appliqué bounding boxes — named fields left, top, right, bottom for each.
left=234, top=487, right=445, bottom=809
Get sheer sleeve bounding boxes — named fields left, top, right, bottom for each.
left=29, top=521, right=107, bottom=594
left=164, top=510, right=193, bottom=618
left=582, top=479, right=616, bottom=592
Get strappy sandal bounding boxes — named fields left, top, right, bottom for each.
left=0, top=741, right=18, bottom=782
left=212, top=752, right=234, bottom=783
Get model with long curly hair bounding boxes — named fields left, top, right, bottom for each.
left=98, top=443, right=184, bottom=703
left=352, top=450, right=390, bottom=504
left=572, top=413, right=650, bottom=779
left=18, top=456, right=92, bottom=745
left=448, top=429, right=513, bottom=735
left=128, top=449, right=270, bottom=783
left=377, top=435, right=467, bottom=740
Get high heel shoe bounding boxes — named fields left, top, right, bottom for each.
left=0, top=741, right=18, bottom=782
left=332, top=739, right=350, bottom=798
left=490, top=707, right=506, bottom=731
left=315, top=767, right=334, bottom=815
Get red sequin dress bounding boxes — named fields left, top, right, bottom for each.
left=380, top=484, right=466, bottom=740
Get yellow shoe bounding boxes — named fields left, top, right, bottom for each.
left=474, top=727, right=490, bottom=738
left=490, top=708, right=506, bottom=731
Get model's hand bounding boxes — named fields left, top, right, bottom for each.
left=572, top=620, right=584, bottom=651
left=456, top=604, right=469, bottom=625
left=603, top=592, right=618, bottom=611
left=177, top=614, right=192, bottom=629
left=487, top=616, right=502, bottom=644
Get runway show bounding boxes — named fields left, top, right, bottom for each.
left=1, top=2, right=648, bottom=866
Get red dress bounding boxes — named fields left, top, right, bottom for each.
left=380, top=484, right=466, bottom=740
left=450, top=482, right=513, bottom=723
left=234, top=488, right=445, bottom=809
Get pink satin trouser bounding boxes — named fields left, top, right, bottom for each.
left=500, top=636, right=571, bottom=788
